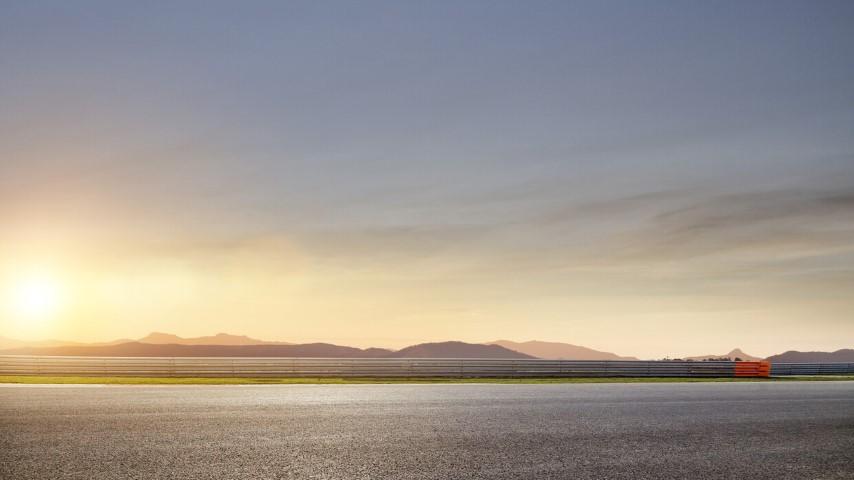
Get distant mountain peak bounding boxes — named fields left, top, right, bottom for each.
left=140, top=332, right=182, bottom=342
left=684, top=348, right=761, bottom=361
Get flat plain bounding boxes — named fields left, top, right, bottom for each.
left=2, top=382, right=853, bottom=479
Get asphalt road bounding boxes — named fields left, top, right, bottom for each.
left=2, top=382, right=853, bottom=479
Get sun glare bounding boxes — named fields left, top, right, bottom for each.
left=9, top=272, right=64, bottom=319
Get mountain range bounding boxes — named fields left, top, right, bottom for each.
left=0, top=333, right=602, bottom=358
left=0, top=340, right=529, bottom=359
left=0, top=332, right=848, bottom=361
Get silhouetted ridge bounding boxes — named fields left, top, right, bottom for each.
left=489, top=340, right=637, bottom=360
left=388, top=341, right=534, bottom=359
left=0, top=341, right=534, bottom=358
left=765, top=349, right=854, bottom=363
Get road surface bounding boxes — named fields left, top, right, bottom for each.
left=2, top=382, right=853, bottom=479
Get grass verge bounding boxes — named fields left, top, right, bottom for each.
left=1, top=375, right=853, bottom=385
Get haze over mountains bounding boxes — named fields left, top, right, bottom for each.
left=0, top=336, right=132, bottom=350
left=0, top=333, right=600, bottom=358
left=684, top=348, right=762, bottom=362
left=0, top=340, right=529, bottom=359
left=138, top=332, right=293, bottom=346
left=390, top=342, right=533, bottom=359
left=0, top=342, right=393, bottom=358
left=0, top=332, right=289, bottom=350
left=489, top=340, right=638, bottom=360
left=0, top=333, right=848, bottom=361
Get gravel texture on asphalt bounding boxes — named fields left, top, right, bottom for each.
left=2, top=382, right=853, bottom=479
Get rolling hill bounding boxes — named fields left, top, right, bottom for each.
left=489, top=340, right=638, bottom=360
left=765, top=349, right=854, bottom=363
left=388, top=341, right=534, bottom=359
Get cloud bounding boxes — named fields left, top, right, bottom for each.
left=627, top=187, right=854, bottom=260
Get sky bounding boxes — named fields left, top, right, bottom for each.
left=1, top=1, right=853, bottom=358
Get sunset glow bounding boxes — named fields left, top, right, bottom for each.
left=6, top=270, right=65, bottom=323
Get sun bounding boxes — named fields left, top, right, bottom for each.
left=9, top=272, right=65, bottom=319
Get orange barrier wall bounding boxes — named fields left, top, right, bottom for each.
left=734, top=361, right=771, bottom=377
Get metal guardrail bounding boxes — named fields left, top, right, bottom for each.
left=1, top=356, right=850, bottom=378
left=770, top=363, right=854, bottom=376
